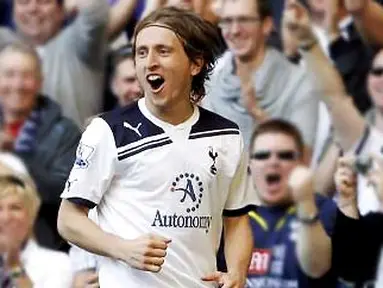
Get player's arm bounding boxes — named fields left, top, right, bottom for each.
left=57, top=118, right=170, bottom=272
left=223, top=214, right=253, bottom=284
left=204, top=139, right=254, bottom=286
left=58, top=200, right=124, bottom=260
left=290, top=167, right=332, bottom=278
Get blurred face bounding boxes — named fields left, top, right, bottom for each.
left=220, top=0, right=270, bottom=61
left=368, top=50, right=383, bottom=109
left=307, top=0, right=326, bottom=13
left=250, top=132, right=301, bottom=206
left=112, top=58, right=143, bottom=107
left=13, top=0, right=64, bottom=45
left=0, top=50, right=40, bottom=120
left=0, top=194, right=30, bottom=251
left=166, top=0, right=193, bottom=10
left=135, top=25, right=202, bottom=116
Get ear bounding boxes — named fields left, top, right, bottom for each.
left=110, top=76, right=119, bottom=97
left=191, top=57, right=204, bottom=76
left=261, top=16, right=274, bottom=38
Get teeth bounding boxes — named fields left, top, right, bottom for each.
left=147, top=75, right=162, bottom=81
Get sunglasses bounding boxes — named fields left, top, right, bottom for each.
left=370, top=67, right=383, bottom=77
left=250, top=150, right=299, bottom=161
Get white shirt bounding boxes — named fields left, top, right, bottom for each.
left=61, top=99, right=255, bottom=288
left=22, top=240, right=73, bottom=288
left=351, top=126, right=383, bottom=215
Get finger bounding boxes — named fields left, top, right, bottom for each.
left=148, top=239, right=170, bottom=250
left=147, top=234, right=172, bottom=244
left=201, top=271, right=222, bottom=282
left=339, top=169, right=357, bottom=181
left=144, top=256, right=165, bottom=267
left=338, top=155, right=356, bottom=168
left=143, top=263, right=163, bottom=273
left=145, top=248, right=167, bottom=257
left=86, top=283, right=100, bottom=288
left=85, top=272, right=98, bottom=284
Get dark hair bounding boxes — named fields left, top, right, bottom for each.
left=111, top=44, right=134, bottom=75
left=250, top=119, right=304, bottom=157
left=133, top=7, right=224, bottom=103
left=257, top=0, right=272, bottom=19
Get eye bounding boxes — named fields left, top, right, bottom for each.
left=159, top=48, right=170, bottom=56
left=136, top=48, right=148, bottom=58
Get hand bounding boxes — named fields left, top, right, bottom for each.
left=323, top=0, right=342, bottom=40
left=120, top=234, right=171, bottom=272
left=202, top=271, right=244, bottom=288
left=334, top=156, right=357, bottom=202
left=72, top=269, right=99, bottom=288
left=282, top=0, right=316, bottom=48
left=367, top=154, right=383, bottom=206
left=236, top=62, right=267, bottom=122
left=344, top=0, right=369, bottom=15
left=288, top=166, right=314, bottom=204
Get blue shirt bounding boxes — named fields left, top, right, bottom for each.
left=246, top=194, right=337, bottom=288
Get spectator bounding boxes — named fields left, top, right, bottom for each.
left=0, top=167, right=73, bottom=288
left=331, top=155, right=383, bottom=287
left=0, top=0, right=109, bottom=127
left=0, top=42, right=81, bottom=250
left=204, top=0, right=318, bottom=159
left=283, top=0, right=383, bottom=214
left=243, top=119, right=336, bottom=287
left=110, top=44, right=143, bottom=108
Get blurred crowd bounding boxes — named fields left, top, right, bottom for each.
left=1, top=0, right=383, bottom=287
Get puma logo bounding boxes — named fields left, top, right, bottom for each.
left=123, top=121, right=142, bottom=137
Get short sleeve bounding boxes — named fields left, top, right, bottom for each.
left=316, top=195, right=338, bottom=236
left=60, top=118, right=116, bottom=206
left=223, top=140, right=257, bottom=217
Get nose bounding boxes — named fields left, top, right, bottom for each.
left=146, top=50, right=159, bottom=71
left=24, top=0, right=38, bottom=13
left=0, top=209, right=11, bottom=223
left=267, top=154, right=280, bottom=167
left=228, top=20, right=241, bottom=35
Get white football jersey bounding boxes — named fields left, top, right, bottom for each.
left=61, top=99, right=255, bottom=288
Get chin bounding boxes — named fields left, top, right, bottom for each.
left=260, top=191, right=288, bottom=206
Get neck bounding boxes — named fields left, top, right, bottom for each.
left=235, top=45, right=267, bottom=72
left=145, top=97, right=194, bottom=126
left=311, top=8, right=348, bottom=28
left=3, top=111, right=30, bottom=125
left=375, top=108, right=383, bottom=131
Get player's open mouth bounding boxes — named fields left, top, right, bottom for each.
left=265, top=173, right=281, bottom=185
left=146, top=74, right=165, bottom=93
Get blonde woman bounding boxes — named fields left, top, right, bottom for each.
left=0, top=173, right=73, bottom=288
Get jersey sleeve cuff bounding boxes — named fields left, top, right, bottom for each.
left=66, top=197, right=97, bottom=209
left=223, top=205, right=253, bottom=217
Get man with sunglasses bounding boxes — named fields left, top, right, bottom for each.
left=204, top=0, right=318, bottom=158
left=246, top=119, right=337, bottom=288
